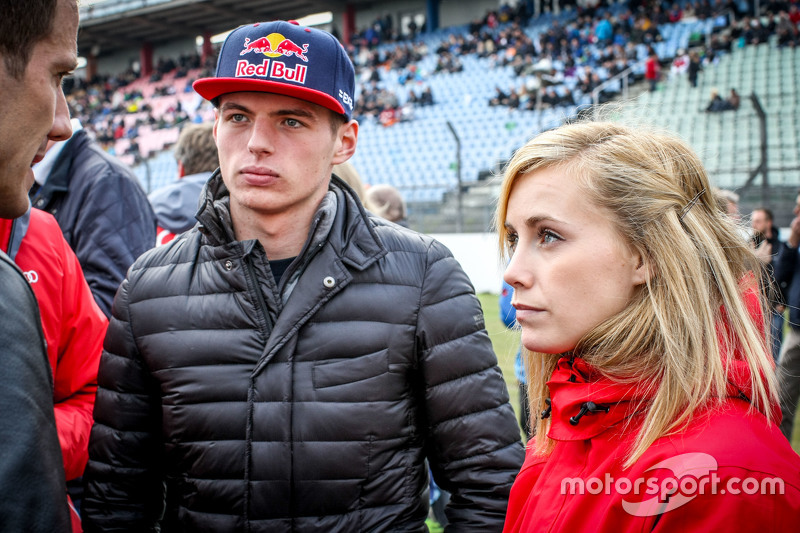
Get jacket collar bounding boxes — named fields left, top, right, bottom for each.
left=195, top=170, right=386, bottom=271
left=0, top=207, right=32, bottom=262
left=30, top=130, right=89, bottom=209
left=546, top=283, right=774, bottom=441
left=546, top=356, right=649, bottom=441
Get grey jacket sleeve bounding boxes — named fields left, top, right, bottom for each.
left=417, top=241, right=524, bottom=531
left=82, top=277, right=165, bottom=532
left=0, top=251, right=71, bottom=532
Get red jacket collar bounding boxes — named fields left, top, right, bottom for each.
left=546, top=283, right=777, bottom=441
left=546, top=356, right=651, bottom=441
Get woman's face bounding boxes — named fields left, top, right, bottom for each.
left=503, top=166, right=647, bottom=354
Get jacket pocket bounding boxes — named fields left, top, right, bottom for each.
left=313, top=350, right=388, bottom=389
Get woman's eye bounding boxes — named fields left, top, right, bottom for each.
left=538, top=229, right=562, bottom=245
left=506, top=232, right=518, bottom=252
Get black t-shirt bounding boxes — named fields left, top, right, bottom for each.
left=269, top=257, right=295, bottom=287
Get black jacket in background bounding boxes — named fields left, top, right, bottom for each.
left=30, top=129, right=157, bottom=317
left=83, top=174, right=524, bottom=532
left=0, top=251, right=71, bottom=532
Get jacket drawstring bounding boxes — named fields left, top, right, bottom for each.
left=541, top=398, right=552, bottom=420
left=569, top=401, right=610, bottom=426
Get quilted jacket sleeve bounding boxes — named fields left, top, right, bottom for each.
left=417, top=240, right=524, bottom=531
left=70, top=169, right=156, bottom=317
left=82, top=277, right=165, bottom=532
left=0, top=253, right=71, bottom=532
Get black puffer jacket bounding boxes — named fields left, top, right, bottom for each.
left=83, top=174, right=524, bottom=532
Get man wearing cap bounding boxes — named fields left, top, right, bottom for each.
left=83, top=20, right=523, bottom=532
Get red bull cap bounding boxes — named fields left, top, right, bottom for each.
left=193, top=20, right=355, bottom=120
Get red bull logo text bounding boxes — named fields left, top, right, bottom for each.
left=235, top=59, right=307, bottom=84
left=240, top=33, right=309, bottom=62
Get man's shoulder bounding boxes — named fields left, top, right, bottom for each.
left=0, top=251, right=36, bottom=310
left=129, top=228, right=203, bottom=274
left=368, top=215, right=447, bottom=257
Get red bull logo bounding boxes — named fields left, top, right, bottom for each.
left=235, top=59, right=307, bottom=84
left=240, top=33, right=309, bottom=62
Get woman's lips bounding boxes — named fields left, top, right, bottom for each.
left=512, top=302, right=545, bottom=320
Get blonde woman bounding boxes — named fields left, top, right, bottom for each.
left=497, top=121, right=800, bottom=531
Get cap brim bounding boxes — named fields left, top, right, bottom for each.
left=193, top=77, right=346, bottom=117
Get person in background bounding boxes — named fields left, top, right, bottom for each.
left=31, top=116, right=157, bottom=317
left=365, top=183, right=408, bottom=226
left=644, top=46, right=660, bottom=92
left=148, top=122, right=219, bottom=246
left=332, top=160, right=366, bottom=203
left=83, top=20, right=523, bottom=532
left=500, top=280, right=530, bottom=439
left=0, top=0, right=80, bottom=530
left=750, top=207, right=786, bottom=362
left=687, top=50, right=702, bottom=88
left=714, top=187, right=740, bottom=220
left=498, top=121, right=800, bottom=532
left=773, top=191, right=800, bottom=441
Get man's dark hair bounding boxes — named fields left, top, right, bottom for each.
left=0, top=0, right=60, bottom=79
left=329, top=111, right=347, bottom=136
left=174, top=123, right=219, bottom=176
left=753, top=207, right=774, bottom=222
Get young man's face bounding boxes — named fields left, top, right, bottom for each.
left=214, top=91, right=356, bottom=229
left=0, top=0, right=77, bottom=218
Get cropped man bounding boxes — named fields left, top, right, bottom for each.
left=0, top=0, right=80, bottom=530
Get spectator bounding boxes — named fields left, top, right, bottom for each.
left=332, top=161, right=366, bottom=203
left=83, top=20, right=524, bottom=532
left=727, top=87, right=741, bottom=110
left=499, top=121, right=800, bottom=531
left=148, top=122, right=219, bottom=246
left=499, top=280, right=530, bottom=439
left=714, top=187, right=740, bottom=218
left=687, top=50, right=702, bottom=87
left=750, top=207, right=785, bottom=362
left=31, top=118, right=157, bottom=317
left=773, top=191, right=800, bottom=440
left=0, top=0, right=79, bottom=530
left=364, top=183, right=408, bottom=226
left=644, top=46, right=661, bottom=92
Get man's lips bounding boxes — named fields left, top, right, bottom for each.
left=31, top=153, right=46, bottom=166
left=240, top=167, right=278, bottom=186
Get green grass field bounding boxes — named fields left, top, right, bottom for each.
left=475, top=293, right=800, bottom=455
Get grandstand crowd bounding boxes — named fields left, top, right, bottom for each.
left=61, top=0, right=798, bottom=195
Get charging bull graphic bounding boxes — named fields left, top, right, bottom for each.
left=240, top=33, right=309, bottom=62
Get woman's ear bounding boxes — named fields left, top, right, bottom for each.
left=632, top=252, right=655, bottom=286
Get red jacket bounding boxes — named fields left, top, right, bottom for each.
left=0, top=208, right=107, bottom=481
left=504, top=350, right=800, bottom=531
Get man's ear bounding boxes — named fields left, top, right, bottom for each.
left=332, top=120, right=358, bottom=165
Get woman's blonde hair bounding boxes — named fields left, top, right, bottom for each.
left=495, top=121, right=778, bottom=466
